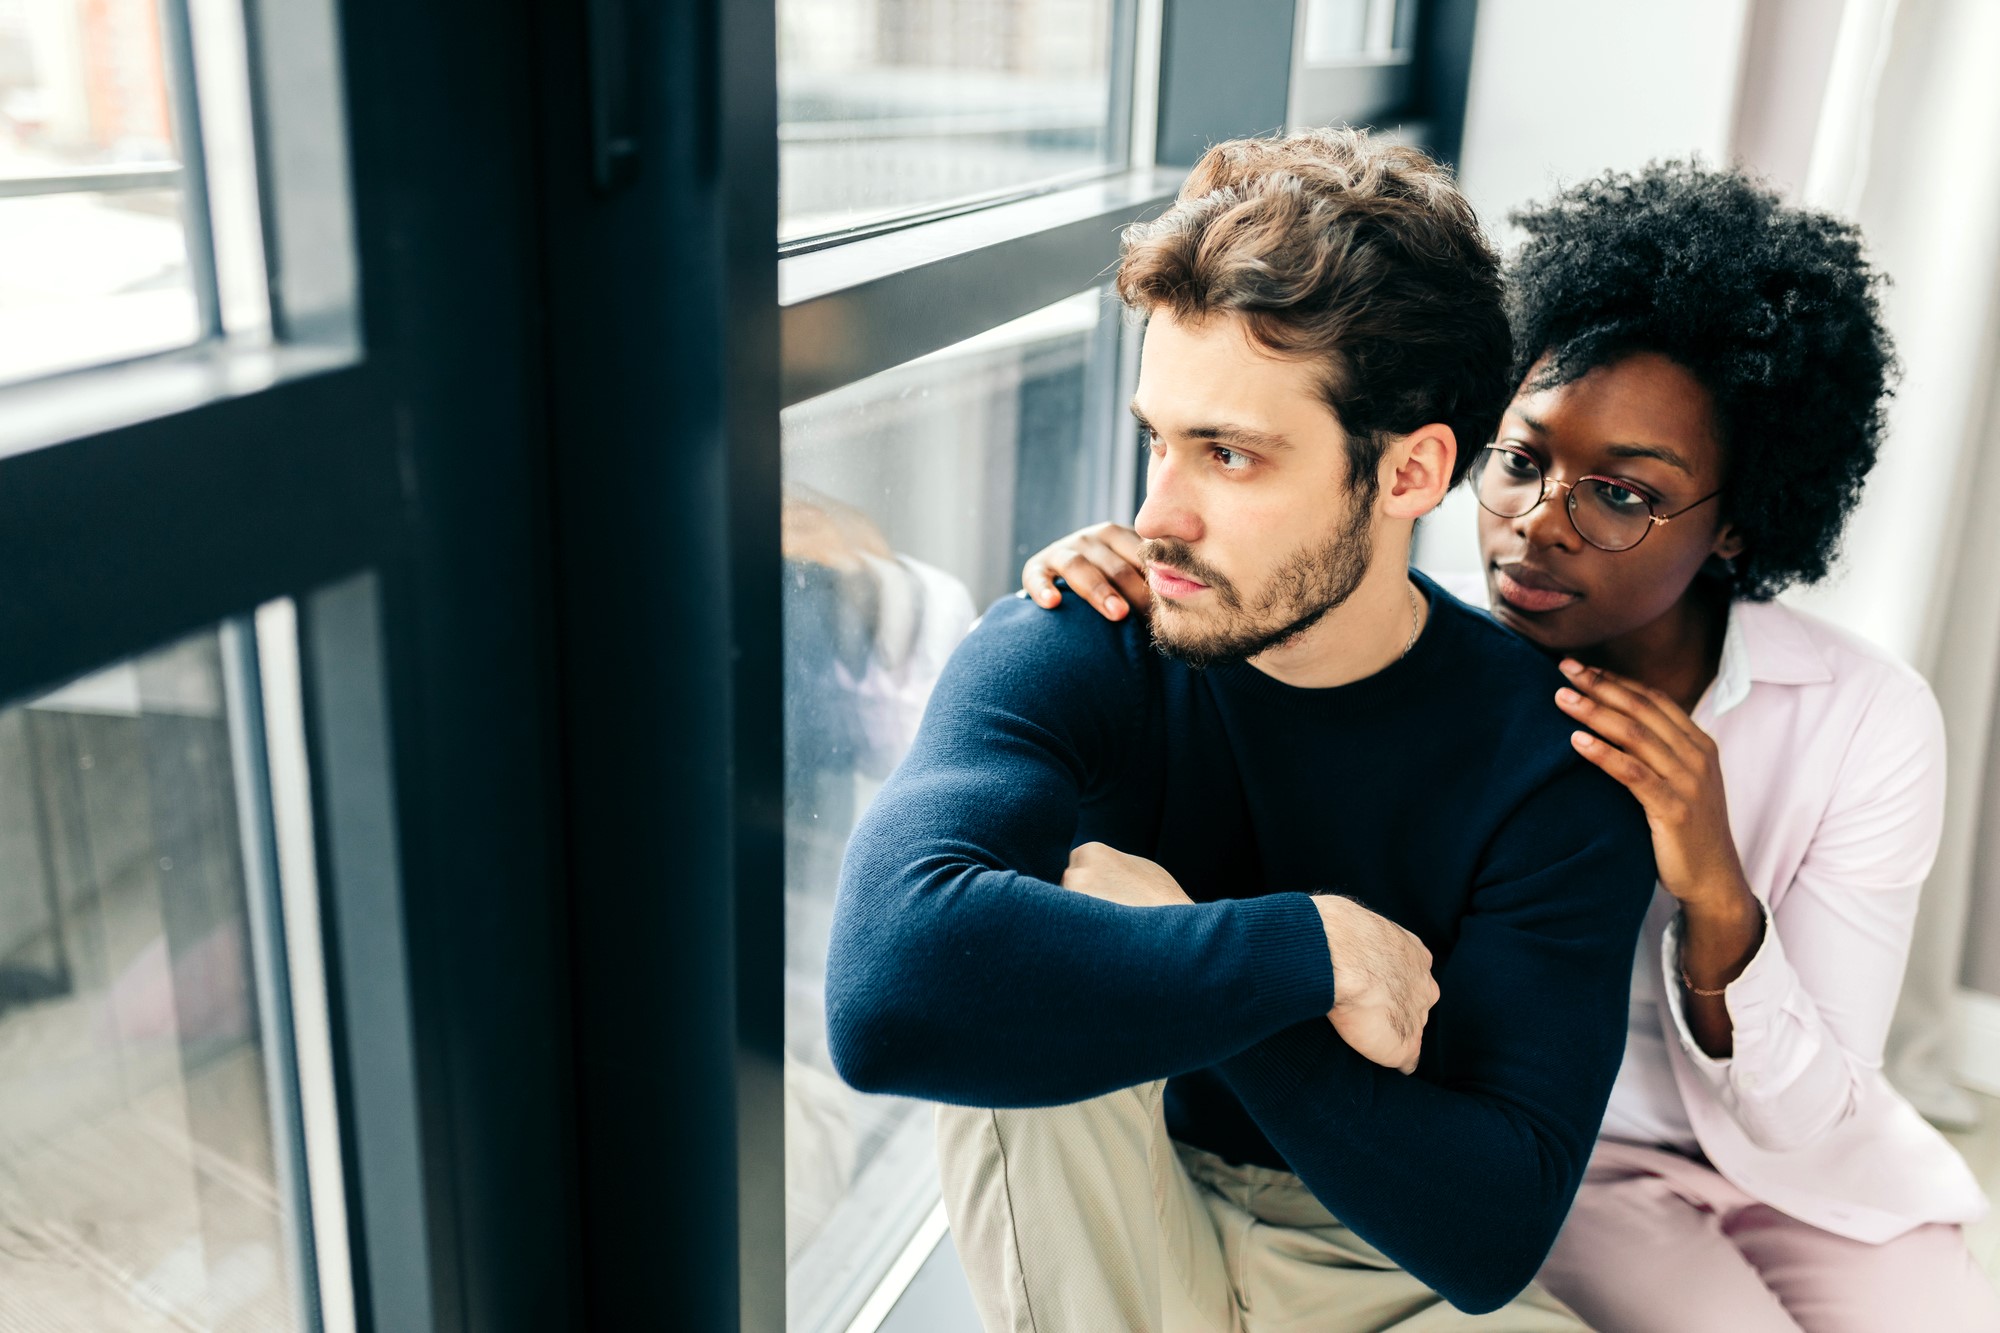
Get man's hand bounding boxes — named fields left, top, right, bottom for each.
left=1313, top=896, right=1438, bottom=1075
left=1060, top=842, right=1193, bottom=909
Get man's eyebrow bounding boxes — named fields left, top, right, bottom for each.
left=1129, top=403, right=1291, bottom=451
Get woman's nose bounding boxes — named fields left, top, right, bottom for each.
left=1514, top=482, right=1582, bottom=552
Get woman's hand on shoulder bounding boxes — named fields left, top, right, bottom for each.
left=1021, top=522, right=1151, bottom=622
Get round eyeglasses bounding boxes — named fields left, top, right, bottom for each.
left=1467, top=445, right=1723, bottom=553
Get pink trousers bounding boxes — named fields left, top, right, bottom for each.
left=1536, top=1139, right=2000, bottom=1332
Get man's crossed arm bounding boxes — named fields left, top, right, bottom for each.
left=1061, top=841, right=1437, bottom=1073
left=825, top=601, right=1436, bottom=1105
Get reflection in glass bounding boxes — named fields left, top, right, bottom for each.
left=0, top=631, right=312, bottom=1332
left=783, top=290, right=1119, bottom=1331
left=0, top=0, right=200, bottom=382
left=777, top=0, right=1120, bottom=243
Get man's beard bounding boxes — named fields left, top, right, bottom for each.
left=1142, top=486, right=1377, bottom=670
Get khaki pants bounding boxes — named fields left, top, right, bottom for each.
left=936, top=1082, right=1587, bottom=1333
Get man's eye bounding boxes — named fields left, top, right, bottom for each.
left=1213, top=446, right=1250, bottom=471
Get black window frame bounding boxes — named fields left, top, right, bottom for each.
left=0, top=1, right=1481, bottom=1330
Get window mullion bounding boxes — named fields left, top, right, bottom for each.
left=157, top=0, right=226, bottom=343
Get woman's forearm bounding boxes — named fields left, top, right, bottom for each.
left=1676, top=882, right=1765, bottom=1058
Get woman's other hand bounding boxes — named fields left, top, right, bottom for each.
left=1021, top=522, right=1150, bottom=622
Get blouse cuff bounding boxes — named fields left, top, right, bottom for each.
left=1660, top=901, right=1784, bottom=1079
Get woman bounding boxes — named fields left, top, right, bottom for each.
left=1019, top=163, right=1998, bottom=1330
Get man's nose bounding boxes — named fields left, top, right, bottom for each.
left=1134, top=452, right=1202, bottom=544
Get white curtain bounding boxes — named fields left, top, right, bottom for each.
left=1778, top=0, right=2000, bottom=1124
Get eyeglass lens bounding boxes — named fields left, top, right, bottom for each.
left=1470, top=446, right=1655, bottom=553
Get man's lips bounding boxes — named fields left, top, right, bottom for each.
left=1148, top=564, right=1209, bottom=599
left=1491, top=562, right=1582, bottom=614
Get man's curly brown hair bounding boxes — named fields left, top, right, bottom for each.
left=1116, top=127, right=1513, bottom=492
left=1507, top=162, right=1896, bottom=600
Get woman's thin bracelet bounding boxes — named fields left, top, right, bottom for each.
left=1680, top=966, right=1728, bottom=998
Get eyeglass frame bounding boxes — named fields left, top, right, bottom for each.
left=1467, top=444, right=1724, bottom=554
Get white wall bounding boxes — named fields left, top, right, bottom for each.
left=1416, top=0, right=1754, bottom=581
left=1454, top=0, right=1752, bottom=234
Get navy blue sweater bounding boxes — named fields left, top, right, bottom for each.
left=826, top=573, right=1655, bottom=1313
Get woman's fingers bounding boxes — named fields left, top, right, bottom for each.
left=1088, top=535, right=1153, bottom=614
left=1562, top=660, right=1711, bottom=751
left=1031, top=543, right=1126, bottom=619
left=1100, top=522, right=1148, bottom=573
left=1555, top=683, right=1681, bottom=779
left=1021, top=529, right=1151, bottom=621
left=1021, top=550, right=1066, bottom=609
left=1570, top=730, right=1672, bottom=808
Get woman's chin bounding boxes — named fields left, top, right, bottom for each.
left=1490, top=599, right=1581, bottom=655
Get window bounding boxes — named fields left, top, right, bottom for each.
left=0, top=0, right=208, bottom=384
left=0, top=0, right=312, bottom=418
left=0, top=617, right=349, bottom=1333
left=769, top=2, right=1470, bottom=1325
left=1288, top=0, right=1424, bottom=132
left=777, top=0, right=1127, bottom=244
left=1299, top=0, right=1417, bottom=64
left=782, top=288, right=1129, bottom=1333
left=775, top=5, right=1164, bottom=1327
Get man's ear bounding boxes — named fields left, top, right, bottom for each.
left=1380, top=424, right=1457, bottom=520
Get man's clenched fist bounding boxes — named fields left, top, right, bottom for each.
left=1312, top=896, right=1439, bottom=1075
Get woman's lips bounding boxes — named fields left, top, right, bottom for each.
left=1149, top=565, right=1209, bottom=600
left=1492, top=564, right=1581, bottom=614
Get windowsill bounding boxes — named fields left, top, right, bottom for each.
left=846, top=1203, right=983, bottom=1333
left=779, top=167, right=1182, bottom=407
left=0, top=334, right=360, bottom=464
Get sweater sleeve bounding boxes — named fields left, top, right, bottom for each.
left=825, top=594, right=1336, bottom=1108
left=1215, top=761, right=1655, bottom=1314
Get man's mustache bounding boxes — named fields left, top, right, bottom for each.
left=1140, top=539, right=1240, bottom=608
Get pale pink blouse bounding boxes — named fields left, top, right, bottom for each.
left=1439, top=575, right=1988, bottom=1242
left=1649, top=598, right=1984, bottom=1241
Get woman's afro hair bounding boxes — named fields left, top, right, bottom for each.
left=1506, top=161, right=1895, bottom=600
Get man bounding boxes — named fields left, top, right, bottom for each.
left=825, top=129, right=1656, bottom=1331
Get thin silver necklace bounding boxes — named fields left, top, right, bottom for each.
left=1400, top=582, right=1424, bottom=658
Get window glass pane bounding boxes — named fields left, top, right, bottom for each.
left=0, top=629, right=315, bottom=1332
left=778, top=0, right=1123, bottom=243
left=784, top=289, right=1121, bottom=1331
left=0, top=187, right=198, bottom=383
left=1303, top=0, right=1372, bottom=62
left=0, top=0, right=200, bottom=382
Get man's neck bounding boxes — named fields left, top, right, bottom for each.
left=1247, top=558, right=1422, bottom=690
